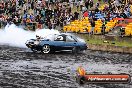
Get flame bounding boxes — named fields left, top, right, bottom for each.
left=77, top=66, right=86, bottom=76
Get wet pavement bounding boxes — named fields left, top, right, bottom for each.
left=0, top=45, right=132, bottom=88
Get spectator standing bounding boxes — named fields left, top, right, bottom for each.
left=74, top=12, right=79, bottom=20
left=89, top=0, right=93, bottom=8
left=90, top=18, right=95, bottom=34
left=76, top=0, right=80, bottom=11
left=101, top=19, right=106, bottom=35
left=85, top=0, right=89, bottom=10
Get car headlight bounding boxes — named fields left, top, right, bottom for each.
left=34, top=41, right=40, bottom=45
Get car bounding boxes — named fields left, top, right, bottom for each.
left=25, top=34, right=87, bottom=53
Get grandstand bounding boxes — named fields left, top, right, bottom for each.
left=63, top=2, right=132, bottom=37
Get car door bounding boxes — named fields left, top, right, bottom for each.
left=64, top=35, right=78, bottom=50
left=53, top=35, right=66, bottom=51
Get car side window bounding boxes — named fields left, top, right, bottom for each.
left=66, top=36, right=76, bottom=42
left=55, top=36, right=64, bottom=41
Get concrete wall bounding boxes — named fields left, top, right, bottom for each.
left=88, top=44, right=132, bottom=54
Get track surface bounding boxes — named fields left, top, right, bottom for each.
left=0, top=45, right=132, bottom=88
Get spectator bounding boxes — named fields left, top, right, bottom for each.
left=101, top=19, right=106, bottom=35
left=85, top=0, right=90, bottom=10
left=90, top=18, right=95, bottom=34
left=0, top=0, right=132, bottom=31
left=89, top=0, right=93, bottom=8
left=80, top=0, right=84, bottom=11
left=74, top=12, right=79, bottom=20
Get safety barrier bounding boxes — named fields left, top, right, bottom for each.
left=63, top=17, right=118, bottom=34
left=63, top=17, right=91, bottom=33
left=124, top=23, right=132, bottom=36
left=94, top=19, right=103, bottom=34
left=64, top=17, right=132, bottom=36
left=105, top=20, right=117, bottom=32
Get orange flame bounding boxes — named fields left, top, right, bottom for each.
left=77, top=66, right=86, bottom=76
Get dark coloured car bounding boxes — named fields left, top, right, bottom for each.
left=25, top=34, right=87, bottom=53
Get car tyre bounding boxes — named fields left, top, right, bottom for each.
left=42, top=45, right=51, bottom=54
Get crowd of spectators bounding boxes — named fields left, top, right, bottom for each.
left=0, top=0, right=81, bottom=29
left=0, top=0, right=132, bottom=30
left=85, top=0, right=132, bottom=34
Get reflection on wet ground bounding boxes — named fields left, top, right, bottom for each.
left=0, top=45, right=132, bottom=88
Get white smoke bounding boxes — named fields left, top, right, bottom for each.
left=0, top=24, right=85, bottom=48
left=0, top=24, right=60, bottom=48
left=35, top=29, right=60, bottom=41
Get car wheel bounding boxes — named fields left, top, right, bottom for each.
left=42, top=45, right=50, bottom=54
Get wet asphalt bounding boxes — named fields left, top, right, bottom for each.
left=0, top=45, right=132, bottom=88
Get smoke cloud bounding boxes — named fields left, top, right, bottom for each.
left=0, top=24, right=60, bottom=48
left=0, top=24, right=85, bottom=48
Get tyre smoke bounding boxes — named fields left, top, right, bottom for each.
left=0, top=24, right=85, bottom=48
left=0, top=24, right=60, bottom=48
